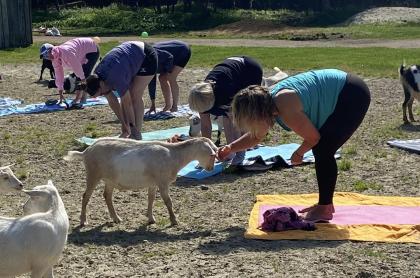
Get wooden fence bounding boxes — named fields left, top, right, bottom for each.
left=0, top=0, right=32, bottom=49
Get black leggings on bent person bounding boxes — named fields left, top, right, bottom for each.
left=312, top=74, right=371, bottom=205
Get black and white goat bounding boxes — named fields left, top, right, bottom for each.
left=399, top=64, right=420, bottom=123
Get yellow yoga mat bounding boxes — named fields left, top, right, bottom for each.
left=245, top=192, right=420, bottom=243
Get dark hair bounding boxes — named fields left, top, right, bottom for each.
left=86, top=74, right=101, bottom=96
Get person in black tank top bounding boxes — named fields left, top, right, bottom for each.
left=188, top=56, right=263, bottom=165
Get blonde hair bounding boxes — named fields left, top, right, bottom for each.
left=92, top=36, right=101, bottom=44
left=188, top=81, right=215, bottom=113
left=232, top=85, right=274, bottom=137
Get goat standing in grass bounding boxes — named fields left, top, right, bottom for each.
left=64, top=137, right=217, bottom=227
left=0, top=180, right=69, bottom=278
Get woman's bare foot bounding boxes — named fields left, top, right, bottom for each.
left=162, top=105, right=172, bottom=112
left=299, top=204, right=335, bottom=222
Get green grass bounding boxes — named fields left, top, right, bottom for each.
left=3, top=42, right=420, bottom=78
left=353, top=180, right=383, bottom=192
left=338, top=159, right=352, bottom=171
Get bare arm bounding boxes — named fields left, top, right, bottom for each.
left=199, top=112, right=212, bottom=139
left=218, top=121, right=270, bottom=160
left=276, top=91, right=320, bottom=163
left=106, top=93, right=125, bottom=125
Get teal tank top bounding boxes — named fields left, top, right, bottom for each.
left=270, top=69, right=347, bottom=131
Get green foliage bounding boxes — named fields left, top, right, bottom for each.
left=33, top=4, right=176, bottom=35
left=32, top=4, right=239, bottom=35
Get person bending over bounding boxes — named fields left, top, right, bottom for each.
left=147, top=40, right=191, bottom=113
left=86, top=41, right=157, bottom=139
left=218, top=69, right=371, bottom=221
left=188, top=56, right=263, bottom=165
left=41, top=37, right=100, bottom=105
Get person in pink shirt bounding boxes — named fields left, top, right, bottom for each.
left=41, top=37, right=100, bottom=105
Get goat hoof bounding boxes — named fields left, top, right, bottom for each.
left=113, top=217, right=122, bottom=224
left=147, top=219, right=156, bottom=225
left=170, top=220, right=178, bottom=226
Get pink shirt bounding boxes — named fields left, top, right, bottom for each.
left=51, top=38, right=98, bottom=90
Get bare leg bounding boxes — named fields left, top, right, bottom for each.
left=103, top=184, right=121, bottom=223
left=158, top=184, right=177, bottom=225
left=73, top=89, right=83, bottom=103
left=158, top=74, right=172, bottom=111
left=129, top=75, right=154, bottom=133
left=223, top=113, right=244, bottom=164
left=167, top=66, right=184, bottom=112
left=147, top=186, right=157, bottom=224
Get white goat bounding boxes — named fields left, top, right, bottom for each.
left=0, top=165, right=23, bottom=193
left=188, top=114, right=224, bottom=146
left=63, top=137, right=217, bottom=226
left=261, top=67, right=289, bottom=89
left=0, top=180, right=69, bottom=278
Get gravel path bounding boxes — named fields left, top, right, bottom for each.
left=346, top=7, right=420, bottom=24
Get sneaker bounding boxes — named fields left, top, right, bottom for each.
left=230, top=151, right=245, bottom=166
left=129, top=126, right=142, bottom=140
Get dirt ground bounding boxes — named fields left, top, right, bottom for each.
left=0, top=64, right=419, bottom=278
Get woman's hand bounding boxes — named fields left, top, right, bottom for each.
left=167, top=134, right=180, bottom=143
left=291, top=151, right=303, bottom=165
left=217, top=145, right=232, bottom=161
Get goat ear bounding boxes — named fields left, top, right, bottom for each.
left=22, top=189, right=47, bottom=197
left=47, top=180, right=54, bottom=187
left=0, top=164, right=15, bottom=170
left=399, top=65, right=405, bottom=76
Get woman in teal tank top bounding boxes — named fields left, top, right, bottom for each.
left=217, top=69, right=371, bottom=222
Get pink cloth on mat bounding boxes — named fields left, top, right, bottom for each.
left=259, top=205, right=420, bottom=225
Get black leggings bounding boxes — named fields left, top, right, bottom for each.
left=82, top=48, right=100, bottom=78
left=312, top=74, right=371, bottom=205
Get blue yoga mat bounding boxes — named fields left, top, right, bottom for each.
left=144, top=104, right=193, bottom=120
left=76, top=124, right=219, bottom=145
left=179, top=144, right=341, bottom=180
left=177, top=143, right=316, bottom=179
left=0, top=97, right=108, bottom=117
